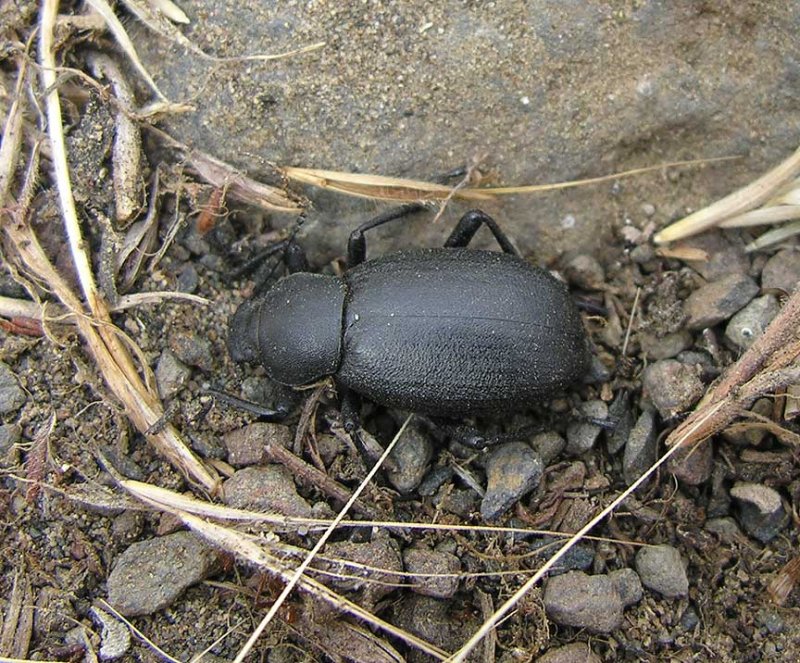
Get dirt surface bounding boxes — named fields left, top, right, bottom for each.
left=1, top=2, right=800, bottom=662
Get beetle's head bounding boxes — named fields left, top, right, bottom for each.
left=228, top=273, right=346, bottom=386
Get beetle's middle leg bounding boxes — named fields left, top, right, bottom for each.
left=444, top=209, right=519, bottom=255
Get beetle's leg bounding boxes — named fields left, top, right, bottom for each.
left=208, top=389, right=292, bottom=421
left=444, top=209, right=519, bottom=256
left=347, top=203, right=425, bottom=266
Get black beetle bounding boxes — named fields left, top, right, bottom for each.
left=228, top=207, right=589, bottom=438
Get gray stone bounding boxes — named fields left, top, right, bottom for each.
left=762, top=249, right=800, bottom=293
left=90, top=606, right=132, bottom=660
left=623, top=409, right=658, bottom=486
left=638, top=329, right=693, bottom=360
left=480, top=442, right=543, bottom=521
left=539, top=642, right=602, bottom=663
left=704, top=517, right=745, bottom=543
left=107, top=532, right=219, bottom=616
left=168, top=330, right=213, bottom=371
left=668, top=439, right=714, bottom=486
left=724, top=295, right=780, bottom=350
left=0, top=423, right=21, bottom=454
left=403, top=547, right=461, bottom=599
left=566, top=400, right=608, bottom=455
left=729, top=482, right=789, bottom=543
left=721, top=398, right=773, bottom=447
left=386, top=424, right=433, bottom=493
left=224, top=465, right=313, bottom=517
left=155, top=349, right=191, bottom=399
left=563, top=254, right=605, bottom=290
left=683, top=232, right=750, bottom=280
left=324, top=534, right=403, bottom=608
left=684, top=274, right=759, bottom=330
left=635, top=544, right=688, bottom=598
left=543, top=571, right=625, bottom=633
left=393, top=595, right=479, bottom=659
left=609, top=568, right=644, bottom=607
left=531, top=431, right=566, bottom=464
left=642, top=359, right=705, bottom=419
left=0, top=361, right=26, bottom=415
left=224, top=422, right=292, bottom=467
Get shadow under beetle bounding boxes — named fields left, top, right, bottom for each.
left=227, top=206, right=590, bottom=443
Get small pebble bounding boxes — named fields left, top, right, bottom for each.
left=724, top=295, right=780, bottom=350
left=704, top=516, right=745, bottom=542
left=566, top=400, right=608, bottom=455
left=722, top=398, right=773, bottom=447
left=606, top=391, right=634, bottom=455
left=539, top=642, right=602, bottom=663
left=531, top=431, right=566, bottom=464
left=155, top=350, right=191, bottom=399
left=224, top=422, right=292, bottom=467
left=403, top=547, right=461, bottom=599
left=756, top=608, right=785, bottom=635
left=176, top=264, right=199, bottom=293
left=325, top=534, right=403, bottom=608
left=0, top=361, right=26, bottom=415
left=418, top=465, right=454, bottom=496
left=609, top=567, right=644, bottom=606
left=224, top=465, right=313, bottom=517
left=623, top=409, right=658, bottom=486
left=635, top=544, right=688, bottom=598
left=480, top=442, right=543, bottom=521
left=168, top=330, right=214, bottom=371
left=563, top=254, right=606, bottom=290
left=761, top=249, right=800, bottom=292
left=729, top=482, right=789, bottom=543
left=0, top=423, right=21, bottom=455
left=543, top=571, right=631, bottom=633
left=642, top=359, right=705, bottom=419
left=667, top=439, right=714, bottom=485
left=107, top=532, right=219, bottom=616
left=683, top=232, right=750, bottom=280
left=641, top=202, right=656, bottom=217
left=387, top=424, right=433, bottom=493
left=638, top=330, right=693, bottom=360
left=684, top=274, right=759, bottom=330
left=90, top=606, right=132, bottom=660
left=680, top=606, right=700, bottom=631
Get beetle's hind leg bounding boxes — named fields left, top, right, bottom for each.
left=347, top=203, right=426, bottom=267
left=444, top=210, right=519, bottom=256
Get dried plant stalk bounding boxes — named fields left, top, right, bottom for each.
left=654, top=145, right=800, bottom=243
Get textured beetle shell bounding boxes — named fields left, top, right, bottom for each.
left=336, top=248, right=589, bottom=416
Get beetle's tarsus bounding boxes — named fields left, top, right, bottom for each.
left=208, top=389, right=292, bottom=421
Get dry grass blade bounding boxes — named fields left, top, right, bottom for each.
left=181, top=514, right=447, bottom=660
left=768, top=556, right=800, bottom=605
left=151, top=128, right=303, bottom=213
left=146, top=0, right=189, bottom=24
left=744, top=219, right=800, bottom=253
left=85, top=0, right=168, bottom=100
left=233, top=415, right=414, bottom=662
left=654, top=144, right=800, bottom=244
left=2, top=4, right=220, bottom=493
left=284, top=156, right=735, bottom=203
left=283, top=166, right=494, bottom=202
left=0, top=569, right=33, bottom=658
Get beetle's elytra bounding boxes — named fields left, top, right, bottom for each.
left=228, top=208, right=590, bottom=419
